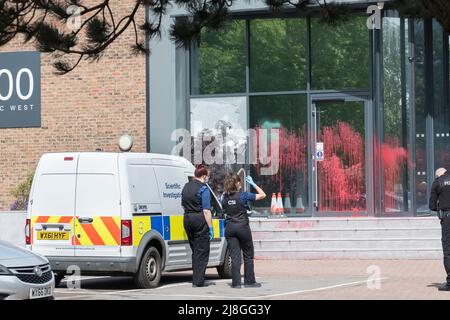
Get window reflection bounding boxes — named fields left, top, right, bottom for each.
left=311, top=16, right=370, bottom=90
left=249, top=95, right=309, bottom=216
left=316, top=102, right=366, bottom=213
left=381, top=16, right=411, bottom=213
left=190, top=20, right=246, bottom=95
left=250, top=18, right=307, bottom=92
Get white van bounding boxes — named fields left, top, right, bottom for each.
left=26, top=152, right=231, bottom=288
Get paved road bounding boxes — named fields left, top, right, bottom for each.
left=55, top=274, right=373, bottom=300
left=53, top=260, right=450, bottom=300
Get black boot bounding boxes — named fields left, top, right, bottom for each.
left=438, top=283, right=450, bottom=291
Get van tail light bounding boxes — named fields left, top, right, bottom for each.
left=25, top=219, right=31, bottom=245
left=121, top=220, right=132, bottom=246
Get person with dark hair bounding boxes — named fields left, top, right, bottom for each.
left=222, top=173, right=266, bottom=288
left=181, top=164, right=214, bottom=287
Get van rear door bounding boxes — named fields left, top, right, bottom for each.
left=74, top=153, right=121, bottom=257
left=152, top=165, right=191, bottom=267
left=30, top=153, right=78, bottom=257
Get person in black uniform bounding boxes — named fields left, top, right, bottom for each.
left=222, top=173, right=266, bottom=288
left=429, top=168, right=450, bottom=291
left=182, top=164, right=214, bottom=287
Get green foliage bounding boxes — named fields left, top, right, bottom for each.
left=194, top=15, right=371, bottom=95
left=193, top=19, right=246, bottom=94
left=1, top=0, right=450, bottom=74
left=311, top=16, right=370, bottom=90
left=35, top=23, right=78, bottom=53
left=250, top=18, right=307, bottom=92
left=383, top=17, right=403, bottom=140
left=10, top=172, right=34, bottom=211
left=86, top=18, right=111, bottom=45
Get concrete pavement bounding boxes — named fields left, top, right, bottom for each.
left=53, top=260, right=450, bottom=300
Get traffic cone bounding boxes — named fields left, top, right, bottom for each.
left=284, top=193, right=292, bottom=214
left=296, top=194, right=305, bottom=213
left=276, top=192, right=284, bottom=215
left=270, top=193, right=277, bottom=215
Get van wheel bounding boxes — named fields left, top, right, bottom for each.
left=217, top=249, right=232, bottom=279
left=134, top=247, right=162, bottom=289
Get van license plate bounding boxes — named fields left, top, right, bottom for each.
left=37, top=231, right=69, bottom=240
left=30, top=286, right=52, bottom=299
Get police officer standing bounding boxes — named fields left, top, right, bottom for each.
left=429, top=167, right=450, bottom=291
left=222, top=173, right=266, bottom=288
left=182, top=164, right=214, bottom=287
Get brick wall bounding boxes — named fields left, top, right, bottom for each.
left=0, top=1, right=147, bottom=210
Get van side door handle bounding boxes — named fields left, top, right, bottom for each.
left=78, top=217, right=93, bottom=224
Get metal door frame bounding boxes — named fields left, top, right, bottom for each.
left=308, top=92, right=374, bottom=217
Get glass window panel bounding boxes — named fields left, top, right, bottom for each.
left=249, top=94, right=309, bottom=216
left=315, top=101, right=366, bottom=213
left=381, top=16, right=411, bottom=214
left=414, top=20, right=428, bottom=213
left=311, top=16, right=370, bottom=90
left=250, top=18, right=307, bottom=92
left=190, top=97, right=248, bottom=195
left=433, top=20, right=450, bottom=171
left=190, top=20, right=246, bottom=95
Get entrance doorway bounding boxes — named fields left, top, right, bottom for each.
left=311, top=94, right=373, bottom=216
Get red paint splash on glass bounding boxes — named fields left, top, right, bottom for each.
left=317, top=121, right=365, bottom=212
left=255, top=125, right=308, bottom=205
left=255, top=123, right=410, bottom=213
left=380, top=137, right=409, bottom=212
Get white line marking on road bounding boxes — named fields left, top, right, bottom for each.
left=57, top=295, right=95, bottom=300
left=61, top=276, right=111, bottom=282
left=124, top=293, right=246, bottom=299
left=54, top=289, right=108, bottom=294
left=249, top=277, right=390, bottom=299
left=54, top=277, right=381, bottom=300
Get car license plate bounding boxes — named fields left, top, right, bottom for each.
left=29, top=286, right=52, bottom=299
left=37, top=231, right=69, bottom=240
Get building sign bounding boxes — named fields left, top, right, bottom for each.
left=316, top=142, right=324, bottom=162
left=0, top=51, right=40, bottom=128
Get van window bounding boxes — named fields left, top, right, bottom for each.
left=76, top=174, right=119, bottom=215
left=128, top=165, right=161, bottom=204
left=153, top=167, right=185, bottom=215
left=32, top=174, right=76, bottom=215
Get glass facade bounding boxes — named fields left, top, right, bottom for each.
left=250, top=19, right=307, bottom=92
left=381, top=15, right=411, bottom=214
left=186, top=10, right=450, bottom=217
left=190, top=20, right=246, bottom=95
left=315, top=100, right=366, bottom=213
left=249, top=95, right=309, bottom=215
left=311, top=16, right=370, bottom=90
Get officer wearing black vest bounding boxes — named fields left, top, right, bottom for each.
left=182, top=164, right=214, bottom=287
left=222, top=173, right=266, bottom=288
left=429, top=168, right=450, bottom=291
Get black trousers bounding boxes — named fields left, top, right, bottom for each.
left=184, top=213, right=210, bottom=286
left=225, top=222, right=256, bottom=286
left=442, top=216, right=450, bottom=284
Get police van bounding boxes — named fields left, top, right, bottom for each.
left=26, top=152, right=231, bottom=288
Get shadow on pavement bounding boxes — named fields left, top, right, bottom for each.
left=58, top=272, right=221, bottom=290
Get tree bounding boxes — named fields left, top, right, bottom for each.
left=0, top=0, right=352, bottom=74
left=0, top=0, right=449, bottom=74
left=393, top=0, right=450, bottom=35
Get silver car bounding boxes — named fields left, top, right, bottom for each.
left=0, top=240, right=55, bottom=300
